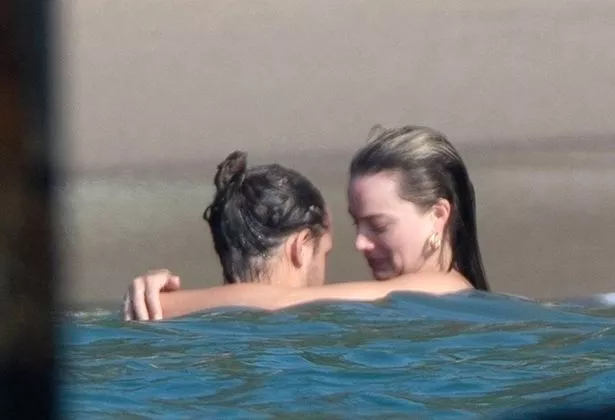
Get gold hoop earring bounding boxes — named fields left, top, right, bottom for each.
left=429, top=232, right=441, bottom=251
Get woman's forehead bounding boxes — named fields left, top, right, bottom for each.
left=348, top=173, right=401, bottom=206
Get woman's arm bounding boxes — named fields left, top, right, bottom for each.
left=281, top=272, right=471, bottom=307
left=159, top=283, right=291, bottom=318
left=123, top=269, right=302, bottom=320
left=153, top=271, right=471, bottom=319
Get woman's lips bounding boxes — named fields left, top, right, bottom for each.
left=367, top=257, right=389, bottom=272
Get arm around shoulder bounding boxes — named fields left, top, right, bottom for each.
left=158, top=272, right=472, bottom=319
left=274, top=271, right=472, bottom=308
left=159, top=283, right=294, bottom=318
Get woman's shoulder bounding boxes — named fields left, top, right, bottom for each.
left=384, top=270, right=473, bottom=295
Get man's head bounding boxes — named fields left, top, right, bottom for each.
left=204, top=151, right=332, bottom=287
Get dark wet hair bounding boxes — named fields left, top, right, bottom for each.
left=204, top=151, right=328, bottom=283
left=349, top=125, right=490, bottom=291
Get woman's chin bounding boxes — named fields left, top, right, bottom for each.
left=372, top=270, right=397, bottom=281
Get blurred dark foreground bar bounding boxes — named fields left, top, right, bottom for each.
left=0, top=0, right=57, bottom=418
left=497, top=401, right=615, bottom=420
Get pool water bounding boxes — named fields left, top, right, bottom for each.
left=60, top=291, right=615, bottom=419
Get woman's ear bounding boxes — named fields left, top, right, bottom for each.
left=431, top=198, right=451, bottom=234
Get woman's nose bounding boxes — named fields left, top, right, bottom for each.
left=355, top=232, right=374, bottom=252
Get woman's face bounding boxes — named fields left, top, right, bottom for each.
left=347, top=172, right=437, bottom=280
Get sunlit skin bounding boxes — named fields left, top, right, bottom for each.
left=348, top=171, right=454, bottom=280
left=306, top=229, right=332, bottom=286
left=304, top=209, right=333, bottom=287
left=247, top=225, right=332, bottom=288
left=122, top=170, right=472, bottom=321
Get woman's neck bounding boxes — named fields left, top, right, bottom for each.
left=423, top=242, right=454, bottom=274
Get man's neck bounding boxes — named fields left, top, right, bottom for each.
left=265, top=265, right=306, bottom=288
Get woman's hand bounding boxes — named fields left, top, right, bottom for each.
left=122, top=269, right=181, bottom=321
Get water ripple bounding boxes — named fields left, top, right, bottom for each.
left=60, top=292, right=615, bottom=418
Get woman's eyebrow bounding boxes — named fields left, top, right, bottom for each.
left=349, top=212, right=393, bottom=222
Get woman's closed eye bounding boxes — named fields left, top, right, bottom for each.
left=370, top=223, right=390, bottom=234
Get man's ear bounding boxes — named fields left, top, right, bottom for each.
left=285, top=229, right=312, bottom=269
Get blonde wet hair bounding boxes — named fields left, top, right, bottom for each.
left=350, top=125, right=490, bottom=291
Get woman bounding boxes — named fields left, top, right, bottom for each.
left=124, top=124, right=489, bottom=320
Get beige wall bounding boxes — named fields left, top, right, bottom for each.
left=56, top=0, right=615, bottom=172
left=53, top=1, right=615, bottom=305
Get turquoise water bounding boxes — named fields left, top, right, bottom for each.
left=60, top=292, right=615, bottom=419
